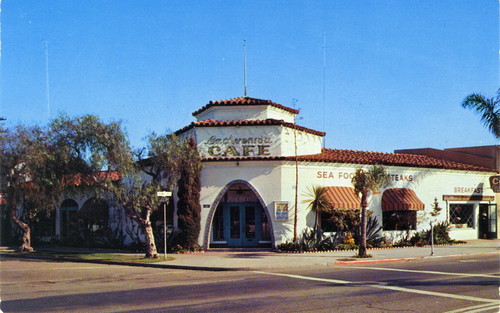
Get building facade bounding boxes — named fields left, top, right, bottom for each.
left=33, top=96, right=497, bottom=248
left=173, top=97, right=498, bottom=248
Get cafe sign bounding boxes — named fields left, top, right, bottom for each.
left=204, top=135, right=274, bottom=157
left=490, top=176, right=500, bottom=193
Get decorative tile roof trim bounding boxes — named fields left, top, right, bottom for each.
left=175, top=119, right=326, bottom=137
left=202, top=156, right=288, bottom=162
left=202, top=148, right=495, bottom=172
left=294, top=149, right=495, bottom=173
left=192, top=96, right=300, bottom=116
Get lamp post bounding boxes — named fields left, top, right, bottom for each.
left=157, top=191, right=172, bottom=260
left=430, top=197, right=441, bottom=256
left=430, top=220, right=434, bottom=256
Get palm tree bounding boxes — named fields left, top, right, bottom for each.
left=461, top=89, right=499, bottom=139
left=351, top=165, right=390, bottom=257
left=302, top=185, right=330, bottom=242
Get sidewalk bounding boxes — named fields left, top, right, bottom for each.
left=2, top=240, right=498, bottom=271
left=156, top=239, right=499, bottom=270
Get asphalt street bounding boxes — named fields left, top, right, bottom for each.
left=1, top=254, right=499, bottom=313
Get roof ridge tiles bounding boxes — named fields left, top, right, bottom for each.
left=175, top=118, right=326, bottom=137
left=192, top=96, right=299, bottom=116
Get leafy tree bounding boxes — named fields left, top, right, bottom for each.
left=2, top=115, right=201, bottom=257
left=302, top=185, right=330, bottom=242
left=136, top=133, right=199, bottom=256
left=175, top=138, right=202, bottom=250
left=461, top=89, right=500, bottom=138
left=351, top=165, right=390, bottom=257
left=0, top=125, right=58, bottom=252
left=53, top=117, right=200, bottom=258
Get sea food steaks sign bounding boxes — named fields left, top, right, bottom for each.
left=203, top=135, right=274, bottom=157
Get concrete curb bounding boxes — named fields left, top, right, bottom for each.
left=331, top=251, right=499, bottom=266
left=2, top=245, right=498, bottom=271
left=0, top=252, right=241, bottom=272
left=333, top=257, right=422, bottom=265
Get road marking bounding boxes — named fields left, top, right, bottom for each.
left=2, top=267, right=181, bottom=275
left=253, top=271, right=500, bottom=304
left=335, top=265, right=499, bottom=278
left=2, top=266, right=110, bottom=271
left=444, top=302, right=500, bottom=313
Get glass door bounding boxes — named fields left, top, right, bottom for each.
left=479, top=204, right=497, bottom=239
left=227, top=205, right=242, bottom=246
left=224, top=203, right=261, bottom=247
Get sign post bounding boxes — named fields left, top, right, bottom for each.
left=157, top=191, right=172, bottom=260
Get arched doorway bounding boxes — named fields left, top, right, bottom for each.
left=78, top=198, right=110, bottom=238
left=60, top=199, right=79, bottom=238
left=207, top=181, right=273, bottom=248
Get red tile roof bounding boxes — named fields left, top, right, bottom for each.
left=65, top=171, right=121, bottom=186
left=295, top=149, right=495, bottom=172
left=176, top=119, right=326, bottom=137
left=202, top=148, right=495, bottom=172
left=192, top=97, right=300, bottom=116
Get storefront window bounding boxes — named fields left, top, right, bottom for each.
left=320, top=209, right=360, bottom=232
left=449, top=204, right=474, bottom=228
left=383, top=211, right=416, bottom=230
left=321, top=211, right=337, bottom=232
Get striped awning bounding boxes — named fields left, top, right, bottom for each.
left=324, top=186, right=362, bottom=209
left=382, top=188, right=424, bottom=211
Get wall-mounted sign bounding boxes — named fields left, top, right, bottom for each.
left=274, top=201, right=289, bottom=221
left=443, top=195, right=494, bottom=201
left=204, top=135, right=273, bottom=157
left=490, top=176, right=500, bottom=193
left=316, top=171, right=414, bottom=182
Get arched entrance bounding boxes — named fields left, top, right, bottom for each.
left=78, top=198, right=110, bottom=238
left=60, top=199, right=79, bottom=238
left=205, top=180, right=273, bottom=248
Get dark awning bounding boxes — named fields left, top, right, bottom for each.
left=324, top=186, right=362, bottom=209
left=382, top=188, right=424, bottom=211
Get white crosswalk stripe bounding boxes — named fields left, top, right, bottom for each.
left=253, top=270, right=500, bottom=304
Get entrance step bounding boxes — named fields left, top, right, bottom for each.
left=208, top=248, right=273, bottom=252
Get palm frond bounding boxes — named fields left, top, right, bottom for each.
left=302, top=185, right=330, bottom=213
left=461, top=90, right=500, bottom=138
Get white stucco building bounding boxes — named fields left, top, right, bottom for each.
left=173, top=96, right=498, bottom=248
left=42, top=96, right=497, bottom=249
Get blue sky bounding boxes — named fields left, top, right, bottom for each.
left=1, top=1, right=498, bottom=152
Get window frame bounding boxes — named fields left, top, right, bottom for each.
left=382, top=210, right=417, bottom=231
left=449, top=203, right=475, bottom=229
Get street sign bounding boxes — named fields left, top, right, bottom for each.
left=157, top=191, right=172, bottom=197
